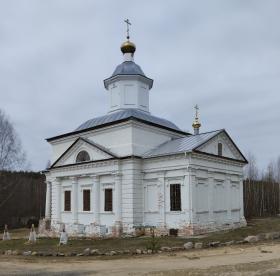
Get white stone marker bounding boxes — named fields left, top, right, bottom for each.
left=2, top=224, right=11, bottom=240
left=59, top=226, right=68, bottom=245
left=28, top=224, right=37, bottom=243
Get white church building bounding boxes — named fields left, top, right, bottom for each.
left=43, top=27, right=247, bottom=237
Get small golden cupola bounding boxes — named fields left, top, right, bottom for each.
left=121, top=19, right=136, bottom=60
left=192, top=104, right=201, bottom=135
left=121, top=40, right=136, bottom=54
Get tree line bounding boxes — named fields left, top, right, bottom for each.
left=0, top=170, right=45, bottom=229
left=243, top=152, right=280, bottom=218
left=244, top=152, right=280, bottom=183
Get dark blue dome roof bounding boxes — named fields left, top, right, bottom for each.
left=112, top=61, right=145, bottom=77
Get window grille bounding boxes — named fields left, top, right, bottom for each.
left=83, top=189, right=91, bottom=211
left=170, top=184, right=181, bottom=211
left=64, top=190, right=71, bottom=211
left=104, top=188, right=113, bottom=211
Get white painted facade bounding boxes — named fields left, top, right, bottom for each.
left=43, top=40, right=247, bottom=237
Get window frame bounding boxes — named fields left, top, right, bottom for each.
left=76, top=150, right=90, bottom=163
left=218, top=142, right=223, bottom=156
left=104, top=188, right=113, bottom=212
left=83, top=189, right=91, bottom=212
left=64, top=190, right=71, bottom=212
left=170, top=184, right=181, bottom=211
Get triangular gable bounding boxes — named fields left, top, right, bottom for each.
left=194, top=130, right=247, bottom=163
left=51, top=137, right=117, bottom=168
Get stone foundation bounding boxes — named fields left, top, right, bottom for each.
left=39, top=217, right=247, bottom=238
left=178, top=218, right=247, bottom=236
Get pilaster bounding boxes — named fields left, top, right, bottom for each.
left=239, top=175, right=245, bottom=219
left=45, top=181, right=52, bottom=219
left=208, top=173, right=214, bottom=223
left=93, top=175, right=100, bottom=224
left=157, top=171, right=166, bottom=227
left=114, top=173, right=122, bottom=223
left=54, top=178, right=61, bottom=222
left=226, top=175, right=232, bottom=221
left=188, top=167, right=197, bottom=225
left=70, top=176, right=78, bottom=224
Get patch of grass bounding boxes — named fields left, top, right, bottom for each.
left=0, top=217, right=280, bottom=254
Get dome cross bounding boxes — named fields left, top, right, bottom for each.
left=124, top=19, right=131, bottom=40
left=192, top=104, right=201, bottom=135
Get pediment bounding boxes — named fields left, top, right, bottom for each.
left=51, top=138, right=117, bottom=168
left=194, top=131, right=247, bottom=162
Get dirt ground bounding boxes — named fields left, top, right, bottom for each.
left=3, top=217, right=280, bottom=254
left=1, top=242, right=280, bottom=276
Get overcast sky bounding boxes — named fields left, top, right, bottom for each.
left=0, top=0, right=279, bottom=172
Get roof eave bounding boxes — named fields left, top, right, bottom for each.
left=46, top=117, right=189, bottom=143
left=103, top=74, right=154, bottom=90
left=193, top=150, right=248, bottom=164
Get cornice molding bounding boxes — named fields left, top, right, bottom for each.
left=192, top=151, right=245, bottom=166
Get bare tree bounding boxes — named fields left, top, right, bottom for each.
left=263, top=160, right=276, bottom=183
left=0, top=109, right=26, bottom=171
left=244, top=152, right=259, bottom=181
left=275, top=156, right=280, bottom=184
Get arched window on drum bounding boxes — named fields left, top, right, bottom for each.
left=76, top=150, right=90, bottom=163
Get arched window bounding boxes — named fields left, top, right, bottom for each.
left=76, top=150, right=90, bottom=163
left=218, top=143, right=223, bottom=156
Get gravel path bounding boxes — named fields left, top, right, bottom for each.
left=1, top=242, right=280, bottom=275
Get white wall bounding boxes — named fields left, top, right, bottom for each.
left=108, top=79, right=150, bottom=113
left=50, top=121, right=184, bottom=167
left=142, top=155, right=190, bottom=229
left=48, top=147, right=245, bottom=236
left=50, top=124, right=133, bottom=163
left=191, top=154, right=244, bottom=228
left=132, top=123, right=184, bottom=156
left=99, top=175, right=115, bottom=227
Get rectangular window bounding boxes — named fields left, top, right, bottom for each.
left=218, top=143, right=223, bottom=156
left=170, top=184, right=181, bottom=211
left=64, top=190, right=71, bottom=211
left=104, top=188, right=113, bottom=211
left=83, top=189, right=91, bottom=211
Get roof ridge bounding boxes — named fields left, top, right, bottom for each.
left=194, top=129, right=224, bottom=135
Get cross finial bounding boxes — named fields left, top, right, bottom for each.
left=194, top=104, right=199, bottom=119
left=192, top=104, right=201, bottom=134
left=124, top=19, right=131, bottom=40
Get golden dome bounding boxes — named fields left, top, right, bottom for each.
left=121, top=40, right=136, bottom=54
left=192, top=120, right=201, bottom=129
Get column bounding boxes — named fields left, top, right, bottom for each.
left=71, top=177, right=78, bottom=224
left=93, top=175, right=100, bottom=224
left=157, top=172, right=165, bottom=227
left=55, top=178, right=61, bottom=222
left=45, top=181, right=51, bottom=219
left=189, top=169, right=197, bottom=225
left=114, top=173, right=122, bottom=223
